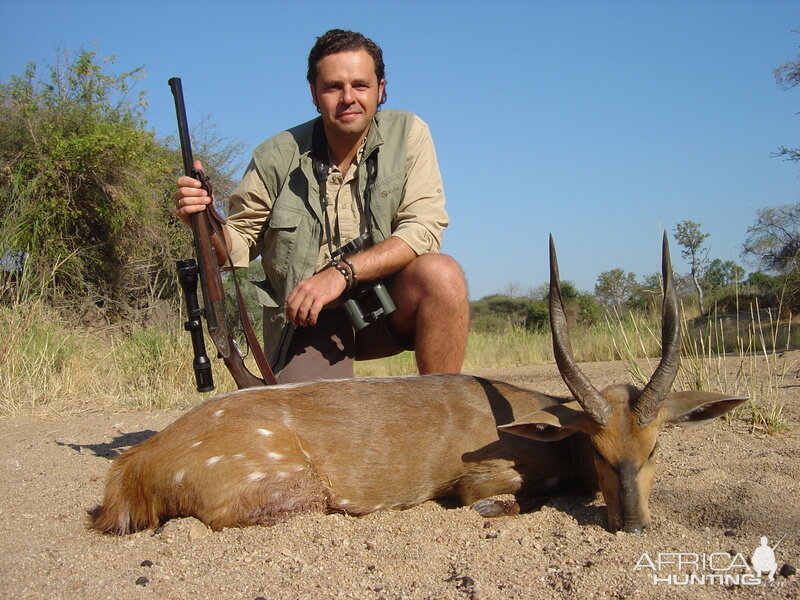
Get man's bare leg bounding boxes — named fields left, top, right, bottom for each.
left=388, top=254, right=469, bottom=373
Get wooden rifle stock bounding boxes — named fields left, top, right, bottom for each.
left=169, top=77, right=276, bottom=389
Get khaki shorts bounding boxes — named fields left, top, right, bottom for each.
left=276, top=308, right=412, bottom=383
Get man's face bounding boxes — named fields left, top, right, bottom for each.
left=310, top=49, right=386, bottom=142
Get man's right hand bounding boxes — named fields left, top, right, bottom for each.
left=174, top=159, right=212, bottom=226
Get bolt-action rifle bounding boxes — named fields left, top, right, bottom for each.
left=168, top=77, right=276, bottom=391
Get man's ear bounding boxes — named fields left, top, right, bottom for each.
left=378, top=79, right=386, bottom=103
left=309, top=84, right=319, bottom=110
left=498, top=401, right=595, bottom=442
left=659, top=391, right=749, bottom=425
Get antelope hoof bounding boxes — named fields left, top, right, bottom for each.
left=470, top=498, right=521, bottom=518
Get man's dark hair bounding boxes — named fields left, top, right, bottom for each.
left=307, top=29, right=387, bottom=106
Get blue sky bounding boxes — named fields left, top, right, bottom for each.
left=1, top=0, right=798, bottom=299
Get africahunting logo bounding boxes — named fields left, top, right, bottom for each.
left=633, top=535, right=788, bottom=586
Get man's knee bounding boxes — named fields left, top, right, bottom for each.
left=402, top=253, right=467, bottom=297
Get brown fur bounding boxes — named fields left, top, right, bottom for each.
left=91, top=236, right=748, bottom=534
left=89, top=376, right=745, bottom=534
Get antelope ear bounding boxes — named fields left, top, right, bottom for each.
left=660, top=391, right=749, bottom=425
left=498, top=401, right=594, bottom=442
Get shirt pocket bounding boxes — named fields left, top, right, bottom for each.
left=369, top=169, right=405, bottom=240
left=265, top=203, right=306, bottom=277
left=251, top=278, right=280, bottom=308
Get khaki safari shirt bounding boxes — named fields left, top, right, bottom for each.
left=221, top=110, right=448, bottom=370
left=225, top=114, right=447, bottom=271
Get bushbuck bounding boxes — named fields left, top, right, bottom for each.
left=90, top=234, right=747, bottom=534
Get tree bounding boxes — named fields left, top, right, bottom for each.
left=558, top=280, right=580, bottom=302
left=704, top=259, right=745, bottom=289
left=594, top=268, right=637, bottom=308
left=501, top=281, right=521, bottom=299
left=742, top=202, right=800, bottom=273
left=674, top=220, right=709, bottom=313
left=0, top=49, right=180, bottom=311
left=524, top=299, right=549, bottom=331
left=628, top=272, right=663, bottom=313
left=574, top=293, right=603, bottom=326
left=469, top=293, right=531, bottom=331
left=742, top=203, right=800, bottom=314
left=774, top=40, right=800, bottom=164
left=746, top=271, right=777, bottom=289
left=469, top=279, right=599, bottom=332
left=0, top=49, right=241, bottom=319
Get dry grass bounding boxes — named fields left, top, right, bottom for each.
left=1, top=298, right=792, bottom=436
left=607, top=302, right=792, bottom=435
left=357, top=320, right=660, bottom=378
left=0, top=300, right=103, bottom=416
left=0, top=300, right=238, bottom=416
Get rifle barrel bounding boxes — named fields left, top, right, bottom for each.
left=168, top=77, right=195, bottom=176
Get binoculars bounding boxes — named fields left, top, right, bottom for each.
left=342, top=281, right=396, bottom=331
left=333, top=233, right=396, bottom=331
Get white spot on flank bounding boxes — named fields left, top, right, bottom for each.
left=275, top=471, right=289, bottom=478
left=191, top=441, right=203, bottom=448
left=214, top=409, right=225, bottom=417
left=248, top=471, right=265, bottom=482
left=339, top=498, right=352, bottom=506
left=206, top=456, right=222, bottom=467
left=232, top=454, right=245, bottom=459
left=256, top=428, right=273, bottom=437
left=174, top=470, right=185, bottom=484
left=266, top=452, right=284, bottom=461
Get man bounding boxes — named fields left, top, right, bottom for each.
left=175, top=29, right=468, bottom=383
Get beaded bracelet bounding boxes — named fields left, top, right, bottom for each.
left=328, top=259, right=353, bottom=290
left=340, top=257, right=358, bottom=289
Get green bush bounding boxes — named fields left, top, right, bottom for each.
left=0, top=50, right=190, bottom=315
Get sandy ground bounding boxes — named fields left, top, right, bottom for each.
left=1, top=355, right=799, bottom=600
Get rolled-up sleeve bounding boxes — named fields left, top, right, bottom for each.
left=225, top=160, right=273, bottom=268
left=391, top=116, right=448, bottom=255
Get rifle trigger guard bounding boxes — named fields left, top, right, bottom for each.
left=232, top=328, right=250, bottom=359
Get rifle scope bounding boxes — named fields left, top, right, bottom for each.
left=176, top=258, right=214, bottom=392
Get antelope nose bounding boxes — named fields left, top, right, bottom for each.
left=621, top=521, right=648, bottom=534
